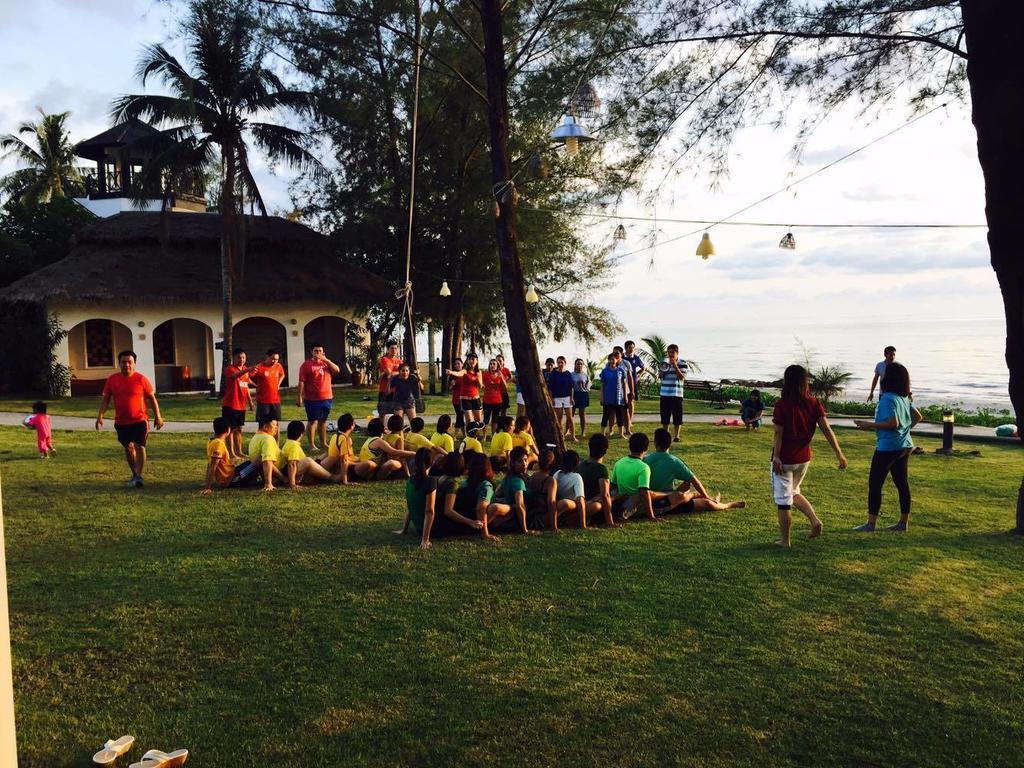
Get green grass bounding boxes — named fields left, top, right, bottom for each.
left=2, top=424, right=1022, bottom=767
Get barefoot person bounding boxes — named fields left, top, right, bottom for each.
left=250, top=349, right=286, bottom=435
left=397, top=448, right=440, bottom=549
left=278, top=421, right=342, bottom=489
left=320, top=413, right=360, bottom=483
left=248, top=416, right=284, bottom=492
left=95, top=350, right=164, bottom=487
left=645, top=428, right=746, bottom=513
left=222, top=348, right=254, bottom=459
left=867, top=345, right=897, bottom=402
left=297, top=344, right=341, bottom=452
left=487, top=447, right=537, bottom=537
left=853, top=362, right=922, bottom=533
left=771, top=364, right=848, bottom=547
left=200, top=416, right=237, bottom=495
left=577, top=433, right=617, bottom=527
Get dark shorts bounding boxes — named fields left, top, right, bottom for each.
left=221, top=406, right=246, bottom=429
left=255, top=402, right=282, bottom=423
left=652, top=495, right=696, bottom=515
left=483, top=402, right=502, bottom=424
left=461, top=397, right=482, bottom=412
left=304, top=399, right=333, bottom=422
left=392, top=399, right=416, bottom=413
left=574, top=390, right=590, bottom=409
left=114, top=421, right=148, bottom=448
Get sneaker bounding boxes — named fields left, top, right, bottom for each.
left=887, top=521, right=908, bottom=532
left=852, top=522, right=876, bottom=532
left=134, top=477, right=144, bottom=488
left=127, top=476, right=139, bottom=487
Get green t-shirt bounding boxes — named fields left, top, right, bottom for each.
left=610, top=455, right=651, bottom=496
left=496, top=473, right=528, bottom=503
left=405, top=476, right=438, bottom=532
left=455, top=479, right=494, bottom=514
left=576, top=459, right=609, bottom=499
left=643, top=451, right=695, bottom=493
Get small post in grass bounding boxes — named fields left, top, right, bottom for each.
left=936, top=409, right=955, bottom=455
left=0, top=475, right=18, bottom=764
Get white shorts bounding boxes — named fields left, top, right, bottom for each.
left=516, top=393, right=525, bottom=405
left=771, top=461, right=810, bottom=508
left=553, top=396, right=572, bottom=409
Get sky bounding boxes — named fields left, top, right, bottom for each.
left=0, top=0, right=1008, bottom=402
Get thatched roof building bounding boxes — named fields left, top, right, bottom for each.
left=0, top=212, right=392, bottom=394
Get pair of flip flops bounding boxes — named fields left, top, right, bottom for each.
left=92, top=736, right=187, bottom=767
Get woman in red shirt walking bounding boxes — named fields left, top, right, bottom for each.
left=481, top=358, right=508, bottom=436
left=770, top=364, right=847, bottom=547
left=447, top=352, right=483, bottom=426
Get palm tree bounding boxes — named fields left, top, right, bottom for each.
left=0, top=109, right=84, bottom=203
left=110, top=0, right=323, bottom=374
left=635, top=334, right=701, bottom=397
left=809, top=364, right=854, bottom=406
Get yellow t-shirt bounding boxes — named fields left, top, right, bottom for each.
left=360, top=437, right=386, bottom=462
left=430, top=431, right=455, bottom=453
left=249, top=432, right=280, bottom=464
left=405, top=431, right=433, bottom=452
left=328, top=432, right=355, bottom=459
left=511, top=431, right=537, bottom=453
left=489, top=431, right=513, bottom=457
left=277, top=439, right=306, bottom=469
left=207, top=437, right=234, bottom=486
left=384, top=432, right=404, bottom=450
left=461, top=436, right=483, bottom=454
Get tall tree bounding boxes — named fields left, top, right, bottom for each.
left=112, top=0, right=322, bottom=374
left=0, top=109, right=84, bottom=204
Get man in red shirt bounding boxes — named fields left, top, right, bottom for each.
left=248, top=348, right=286, bottom=433
left=222, top=347, right=255, bottom=459
left=378, top=340, right=403, bottom=405
left=297, top=343, right=342, bottom=451
left=95, top=350, right=164, bottom=487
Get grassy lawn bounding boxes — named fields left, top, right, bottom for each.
left=1, top=424, right=1022, bottom=767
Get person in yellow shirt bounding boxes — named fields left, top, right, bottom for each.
left=278, top=421, right=342, bottom=489
left=201, top=417, right=237, bottom=495
left=460, top=421, right=485, bottom=454
left=488, top=415, right=514, bottom=472
left=511, top=415, right=539, bottom=466
left=321, top=413, right=360, bottom=483
left=249, top=416, right=284, bottom=491
left=430, top=414, right=455, bottom=454
left=357, top=417, right=415, bottom=480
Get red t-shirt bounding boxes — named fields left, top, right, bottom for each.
left=252, top=362, right=286, bottom=404
left=772, top=396, right=826, bottom=464
left=222, top=365, right=250, bottom=410
left=482, top=371, right=506, bottom=405
left=460, top=369, right=481, bottom=399
left=378, top=356, right=403, bottom=393
left=449, top=374, right=463, bottom=405
left=299, top=359, right=334, bottom=401
left=102, top=372, right=154, bottom=425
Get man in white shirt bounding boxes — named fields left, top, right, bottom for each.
left=867, top=346, right=896, bottom=402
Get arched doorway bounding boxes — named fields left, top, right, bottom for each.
left=151, top=318, right=214, bottom=392
left=233, top=317, right=288, bottom=385
left=302, top=316, right=351, bottom=382
left=67, top=318, right=134, bottom=395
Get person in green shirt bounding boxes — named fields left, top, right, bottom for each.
left=576, top=433, right=618, bottom=527
left=609, top=433, right=660, bottom=521
left=487, top=447, right=537, bottom=536
left=397, top=448, right=439, bottom=549
left=644, top=428, right=746, bottom=514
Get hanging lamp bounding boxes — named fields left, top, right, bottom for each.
left=614, top=224, right=627, bottom=242
left=439, top=280, right=452, bottom=297
left=550, top=115, right=594, bottom=157
left=525, top=285, right=540, bottom=303
left=571, top=82, right=602, bottom=120
left=528, top=151, right=549, bottom=179
left=779, top=231, right=796, bottom=250
left=696, top=232, right=715, bottom=260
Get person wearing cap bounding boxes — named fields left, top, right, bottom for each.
left=460, top=421, right=485, bottom=454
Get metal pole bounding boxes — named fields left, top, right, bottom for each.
left=0, top=475, right=18, bottom=765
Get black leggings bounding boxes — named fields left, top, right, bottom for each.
left=660, top=396, right=683, bottom=427
left=453, top=402, right=465, bottom=430
left=868, top=448, right=912, bottom=516
left=601, top=404, right=625, bottom=429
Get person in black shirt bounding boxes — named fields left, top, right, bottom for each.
left=389, top=363, right=424, bottom=427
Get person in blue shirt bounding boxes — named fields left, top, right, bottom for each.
left=599, top=353, right=627, bottom=438
left=853, top=362, right=922, bottom=532
left=740, top=389, right=765, bottom=431
left=623, top=339, right=646, bottom=428
left=547, top=356, right=576, bottom=441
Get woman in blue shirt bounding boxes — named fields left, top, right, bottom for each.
left=599, top=353, right=626, bottom=438
left=571, top=358, right=591, bottom=439
left=853, top=362, right=922, bottom=532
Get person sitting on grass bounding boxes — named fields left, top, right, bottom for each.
left=644, top=428, right=746, bottom=514
left=853, top=362, right=922, bottom=533
left=487, top=446, right=538, bottom=537
left=488, top=416, right=514, bottom=473
left=430, top=414, right=456, bottom=454
left=454, top=451, right=500, bottom=541
left=741, top=390, right=765, bottom=431
left=396, top=448, right=439, bottom=549
left=511, top=415, right=539, bottom=465
left=609, top=433, right=662, bottom=522
left=249, top=416, right=284, bottom=492
left=771, top=364, right=848, bottom=547
left=200, top=416, right=236, bottom=495
left=356, top=417, right=414, bottom=480
left=576, top=433, right=617, bottom=527
left=550, top=450, right=589, bottom=531
left=383, top=414, right=407, bottom=450
left=278, top=421, right=343, bottom=489
left=434, top=451, right=485, bottom=538
left=460, top=421, right=485, bottom=455
left=320, top=413, right=359, bottom=484
left=525, top=448, right=558, bottom=526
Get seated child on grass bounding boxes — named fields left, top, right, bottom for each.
left=644, top=428, right=746, bottom=514
left=356, top=417, right=414, bottom=480
left=201, top=416, right=236, bottom=495
left=320, top=413, right=359, bottom=483
left=278, top=420, right=343, bottom=489
left=488, top=416, right=514, bottom=473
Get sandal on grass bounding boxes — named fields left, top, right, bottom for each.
left=93, top=735, right=134, bottom=764
left=130, top=749, right=188, bottom=768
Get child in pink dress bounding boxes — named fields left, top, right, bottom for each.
left=23, top=401, right=54, bottom=458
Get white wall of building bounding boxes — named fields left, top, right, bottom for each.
left=72, top=197, right=163, bottom=218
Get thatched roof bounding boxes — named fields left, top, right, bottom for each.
left=74, top=119, right=167, bottom=162
left=0, top=212, right=394, bottom=307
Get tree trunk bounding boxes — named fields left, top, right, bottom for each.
left=220, top=145, right=236, bottom=388
left=961, top=0, right=1024, bottom=531
left=478, top=0, right=563, bottom=453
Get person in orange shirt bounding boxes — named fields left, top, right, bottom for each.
left=95, top=350, right=164, bottom=487
left=378, top=340, right=403, bottom=406
left=297, top=343, right=342, bottom=452
left=248, top=348, right=286, bottom=433
left=222, top=347, right=254, bottom=459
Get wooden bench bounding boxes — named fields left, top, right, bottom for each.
left=684, top=378, right=729, bottom=407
